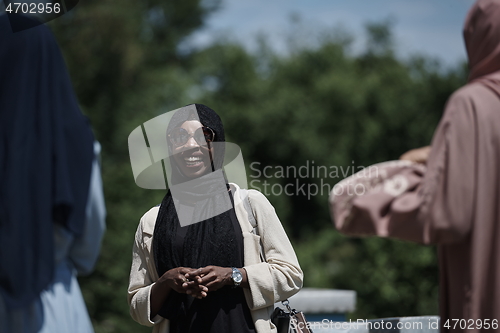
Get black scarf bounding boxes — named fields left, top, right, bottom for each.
left=152, top=104, right=239, bottom=321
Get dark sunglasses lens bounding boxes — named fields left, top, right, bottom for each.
left=170, top=128, right=189, bottom=146
left=202, top=127, right=215, bottom=142
left=193, top=127, right=214, bottom=145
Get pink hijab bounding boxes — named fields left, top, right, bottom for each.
left=465, top=0, right=500, bottom=95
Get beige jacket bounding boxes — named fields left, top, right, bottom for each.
left=127, top=184, right=303, bottom=333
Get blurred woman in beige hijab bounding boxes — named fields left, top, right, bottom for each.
left=330, top=0, right=500, bottom=331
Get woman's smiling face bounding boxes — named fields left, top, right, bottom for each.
left=171, top=120, right=214, bottom=178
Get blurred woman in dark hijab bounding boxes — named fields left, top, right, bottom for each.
left=330, top=0, right=500, bottom=331
left=0, top=14, right=105, bottom=333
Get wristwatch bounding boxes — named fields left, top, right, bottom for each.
left=231, top=267, right=243, bottom=287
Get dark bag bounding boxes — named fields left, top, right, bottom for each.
left=271, top=300, right=313, bottom=333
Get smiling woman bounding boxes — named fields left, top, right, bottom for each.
left=127, top=104, right=303, bottom=333
left=169, top=120, right=216, bottom=178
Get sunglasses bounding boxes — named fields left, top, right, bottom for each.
left=168, top=126, right=215, bottom=147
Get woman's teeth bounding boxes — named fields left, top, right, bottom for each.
left=185, top=156, right=202, bottom=166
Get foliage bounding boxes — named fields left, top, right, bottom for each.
left=50, top=5, right=467, bottom=332
left=184, top=22, right=466, bottom=319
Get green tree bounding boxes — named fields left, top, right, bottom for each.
left=185, top=21, right=466, bottom=319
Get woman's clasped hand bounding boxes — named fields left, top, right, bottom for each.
left=158, top=266, right=240, bottom=299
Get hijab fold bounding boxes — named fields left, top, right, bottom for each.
left=464, top=0, right=500, bottom=96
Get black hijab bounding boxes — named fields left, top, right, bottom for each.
left=152, top=104, right=239, bottom=320
left=0, top=15, right=94, bottom=308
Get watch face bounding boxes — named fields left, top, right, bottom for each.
left=232, top=268, right=243, bottom=284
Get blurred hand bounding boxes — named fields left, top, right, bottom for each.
left=185, top=266, right=232, bottom=293
left=400, top=146, right=431, bottom=164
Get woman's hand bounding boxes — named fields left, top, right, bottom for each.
left=157, top=267, right=193, bottom=293
left=151, top=267, right=208, bottom=318
left=181, top=272, right=208, bottom=299
left=159, top=267, right=208, bottom=298
left=185, top=266, right=233, bottom=293
left=151, top=267, right=192, bottom=319
left=400, top=146, right=431, bottom=164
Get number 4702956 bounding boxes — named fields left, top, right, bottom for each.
left=5, top=2, right=62, bottom=14
left=444, top=319, right=498, bottom=330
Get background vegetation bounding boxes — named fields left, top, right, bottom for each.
left=49, top=1, right=467, bottom=332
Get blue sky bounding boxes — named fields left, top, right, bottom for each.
left=186, top=0, right=476, bottom=67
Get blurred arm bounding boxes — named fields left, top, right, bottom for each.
left=69, top=141, right=106, bottom=275
left=331, top=90, right=476, bottom=245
